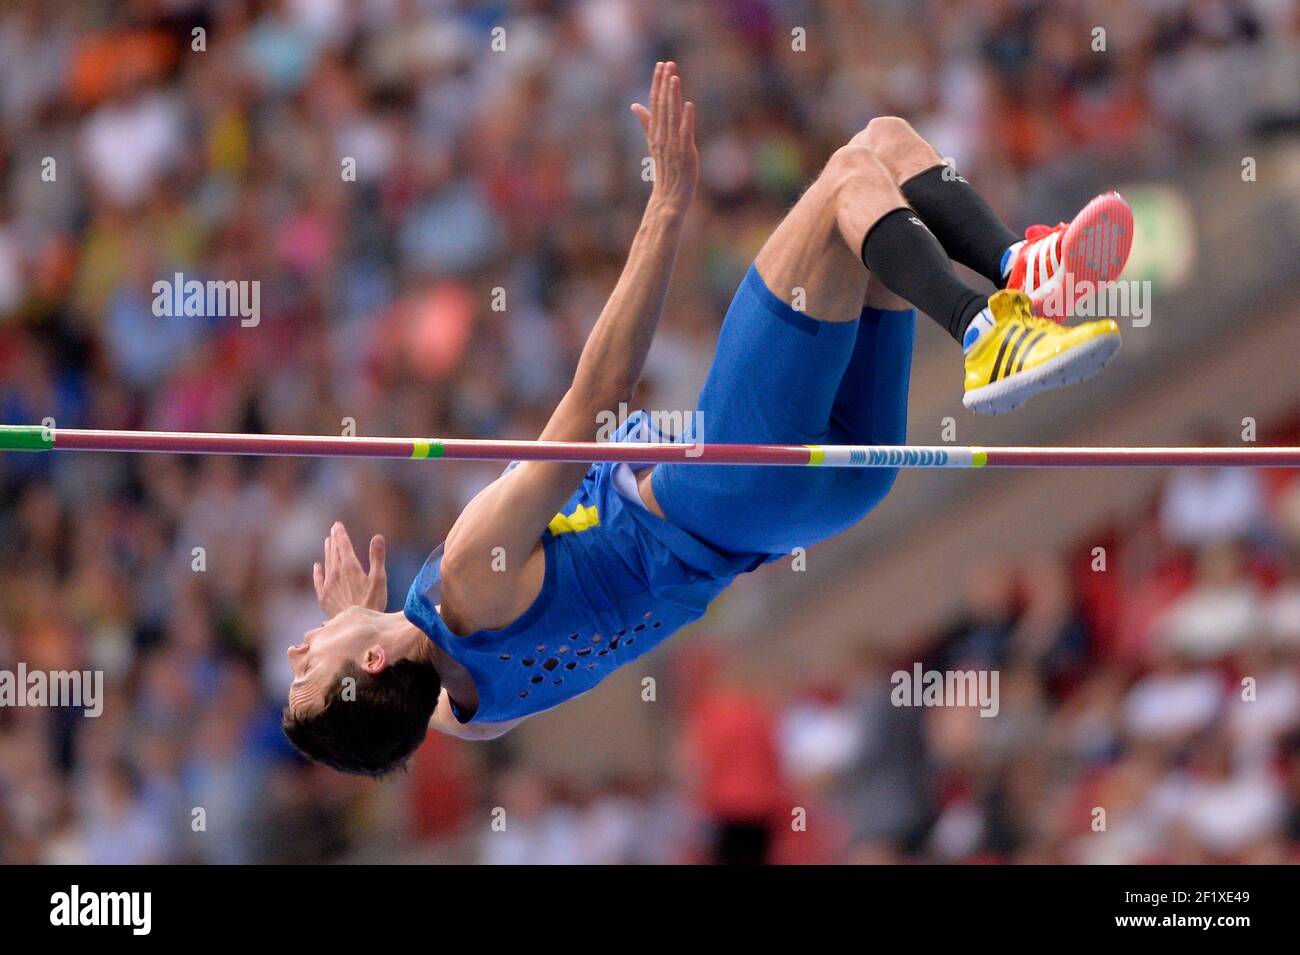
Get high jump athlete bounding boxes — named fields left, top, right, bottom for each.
left=283, top=62, right=1133, bottom=774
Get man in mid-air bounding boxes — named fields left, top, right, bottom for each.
left=283, top=63, right=1132, bottom=773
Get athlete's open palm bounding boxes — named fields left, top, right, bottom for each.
left=631, top=61, right=698, bottom=214
left=313, top=521, right=387, bottom=617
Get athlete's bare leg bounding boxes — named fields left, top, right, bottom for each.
left=853, top=116, right=945, bottom=186
left=753, top=143, right=908, bottom=324
left=863, top=272, right=911, bottom=312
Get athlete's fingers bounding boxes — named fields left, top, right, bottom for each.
left=335, top=521, right=355, bottom=561
left=648, top=62, right=663, bottom=131
left=655, top=62, right=672, bottom=141
left=630, top=103, right=650, bottom=135
left=655, top=63, right=665, bottom=140
left=328, top=523, right=344, bottom=578
left=323, top=532, right=334, bottom=581
left=661, top=63, right=677, bottom=140
left=312, top=562, right=325, bottom=601
left=681, top=100, right=695, bottom=143
left=667, top=74, right=681, bottom=140
left=367, top=535, right=387, bottom=605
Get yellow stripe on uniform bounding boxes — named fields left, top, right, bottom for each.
left=548, top=503, right=600, bottom=535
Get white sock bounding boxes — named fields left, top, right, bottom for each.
left=962, top=306, right=996, bottom=354
left=1000, top=240, right=1024, bottom=280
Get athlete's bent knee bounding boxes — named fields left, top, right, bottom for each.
left=822, top=144, right=893, bottom=196
left=858, top=116, right=918, bottom=151
left=857, top=117, right=940, bottom=181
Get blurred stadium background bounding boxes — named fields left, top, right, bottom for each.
left=1, top=0, right=1298, bottom=864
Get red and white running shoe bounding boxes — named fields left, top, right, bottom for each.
left=1004, top=192, right=1134, bottom=321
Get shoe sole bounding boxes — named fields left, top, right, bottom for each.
left=1036, top=192, right=1134, bottom=320
left=963, top=332, right=1122, bottom=415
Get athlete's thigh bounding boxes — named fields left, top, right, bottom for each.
left=753, top=174, right=870, bottom=325
left=830, top=304, right=916, bottom=446
left=649, top=264, right=870, bottom=555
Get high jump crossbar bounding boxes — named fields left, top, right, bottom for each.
left=1, top=426, right=1298, bottom=468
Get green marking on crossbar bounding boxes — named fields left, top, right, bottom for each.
left=0, top=425, right=53, bottom=452
left=411, top=440, right=445, bottom=459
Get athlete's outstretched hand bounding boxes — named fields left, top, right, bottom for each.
left=313, top=521, right=387, bottom=617
left=631, top=61, right=698, bottom=216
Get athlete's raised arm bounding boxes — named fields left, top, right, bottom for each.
left=438, top=62, right=698, bottom=633
left=570, top=60, right=698, bottom=402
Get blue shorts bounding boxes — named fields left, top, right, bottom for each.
left=651, top=264, right=915, bottom=556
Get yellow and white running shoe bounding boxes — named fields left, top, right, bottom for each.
left=963, top=288, right=1121, bottom=415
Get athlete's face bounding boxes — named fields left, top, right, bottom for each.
left=286, top=606, right=382, bottom=717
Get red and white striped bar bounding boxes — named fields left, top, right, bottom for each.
left=1, top=426, right=1297, bottom=468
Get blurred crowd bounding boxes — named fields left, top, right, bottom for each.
left=0, top=0, right=1297, bottom=863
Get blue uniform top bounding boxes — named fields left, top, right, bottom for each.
left=403, top=412, right=765, bottom=724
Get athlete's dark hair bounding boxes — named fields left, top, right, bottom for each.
left=282, top=659, right=441, bottom=777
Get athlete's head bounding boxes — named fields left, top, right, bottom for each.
left=281, top=605, right=440, bottom=776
